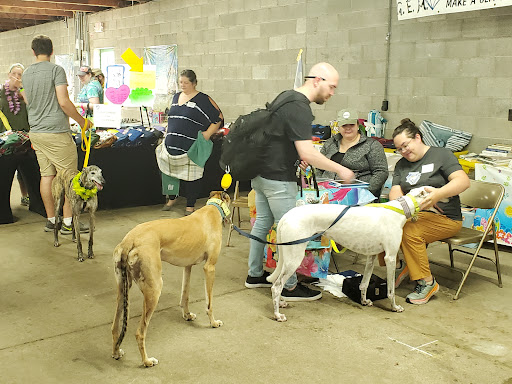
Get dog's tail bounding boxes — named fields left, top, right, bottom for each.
left=267, top=259, right=282, bottom=283
left=113, top=244, right=130, bottom=351
left=266, top=232, right=284, bottom=284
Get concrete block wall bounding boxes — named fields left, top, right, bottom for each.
left=0, top=19, right=74, bottom=74
left=1, top=1, right=512, bottom=152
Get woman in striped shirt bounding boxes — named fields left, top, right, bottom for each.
left=162, top=69, right=223, bottom=214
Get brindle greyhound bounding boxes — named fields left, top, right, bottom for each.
left=52, top=165, right=105, bottom=262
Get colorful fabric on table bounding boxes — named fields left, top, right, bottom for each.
left=248, top=189, right=256, bottom=226
left=263, top=224, right=332, bottom=279
left=0, top=130, right=30, bottom=157
left=475, top=163, right=512, bottom=246
left=298, top=182, right=376, bottom=206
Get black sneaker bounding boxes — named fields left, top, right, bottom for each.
left=44, top=220, right=56, bottom=232
left=281, top=283, right=322, bottom=302
left=245, top=271, right=272, bottom=288
left=60, top=221, right=90, bottom=235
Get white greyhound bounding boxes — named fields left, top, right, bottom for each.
left=267, top=186, right=432, bottom=322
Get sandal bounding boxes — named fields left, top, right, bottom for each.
left=162, top=199, right=177, bottom=211
left=184, top=207, right=195, bottom=216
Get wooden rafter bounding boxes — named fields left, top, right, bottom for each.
left=0, top=6, right=73, bottom=17
left=0, top=0, right=151, bottom=32
left=0, top=0, right=103, bottom=13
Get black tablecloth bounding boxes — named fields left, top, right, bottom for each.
left=0, top=149, right=46, bottom=224
left=77, top=138, right=247, bottom=210
left=1, top=139, right=249, bottom=223
left=78, top=144, right=165, bottom=210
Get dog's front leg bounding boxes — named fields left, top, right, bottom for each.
left=203, top=261, right=223, bottom=328
left=74, top=214, right=84, bottom=262
left=360, top=255, right=376, bottom=307
left=385, top=253, right=404, bottom=313
left=88, top=211, right=95, bottom=259
left=180, top=266, right=196, bottom=322
left=53, top=193, right=63, bottom=248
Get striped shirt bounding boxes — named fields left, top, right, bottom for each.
left=165, top=92, right=221, bottom=155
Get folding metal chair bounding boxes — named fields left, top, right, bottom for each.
left=433, top=179, right=505, bottom=299
left=226, top=181, right=250, bottom=246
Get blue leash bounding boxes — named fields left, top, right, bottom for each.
left=233, top=206, right=351, bottom=246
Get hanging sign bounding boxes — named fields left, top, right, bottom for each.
left=93, top=104, right=122, bottom=128
left=397, top=0, right=512, bottom=20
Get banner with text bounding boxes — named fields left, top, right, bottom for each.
left=397, top=0, right=512, bottom=20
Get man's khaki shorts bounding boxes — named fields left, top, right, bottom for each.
left=29, top=132, right=78, bottom=177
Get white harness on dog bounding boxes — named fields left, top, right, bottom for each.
left=206, top=198, right=230, bottom=220
left=366, top=194, right=420, bottom=220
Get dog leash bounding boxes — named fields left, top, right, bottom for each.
left=233, top=206, right=351, bottom=246
left=72, top=118, right=98, bottom=200
left=0, top=109, right=12, bottom=131
left=80, top=118, right=92, bottom=168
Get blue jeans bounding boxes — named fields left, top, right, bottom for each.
left=248, top=176, right=298, bottom=289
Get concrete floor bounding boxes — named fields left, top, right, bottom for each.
left=1, top=186, right=512, bottom=384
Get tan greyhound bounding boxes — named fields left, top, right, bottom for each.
left=111, top=191, right=231, bottom=367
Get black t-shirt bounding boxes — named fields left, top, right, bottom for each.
left=392, top=147, right=463, bottom=220
left=330, top=151, right=345, bottom=164
left=259, top=90, right=314, bottom=181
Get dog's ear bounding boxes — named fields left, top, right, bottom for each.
left=221, top=191, right=230, bottom=204
left=80, top=166, right=89, bottom=179
left=209, top=191, right=217, bottom=199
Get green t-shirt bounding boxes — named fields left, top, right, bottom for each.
left=0, top=85, right=29, bottom=132
left=392, top=146, right=463, bottom=221
left=22, top=61, right=70, bottom=133
left=77, top=79, right=104, bottom=104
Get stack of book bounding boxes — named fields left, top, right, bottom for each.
left=479, top=144, right=512, bottom=166
left=481, top=144, right=512, bottom=157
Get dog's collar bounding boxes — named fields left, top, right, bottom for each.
left=396, top=196, right=413, bottom=219
left=366, top=195, right=419, bottom=219
left=404, top=194, right=420, bottom=219
left=72, top=172, right=97, bottom=201
left=206, top=198, right=230, bottom=219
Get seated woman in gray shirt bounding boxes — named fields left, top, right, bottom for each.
left=316, top=109, right=388, bottom=198
left=390, top=118, right=469, bottom=305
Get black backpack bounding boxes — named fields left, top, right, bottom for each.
left=220, top=92, right=299, bottom=181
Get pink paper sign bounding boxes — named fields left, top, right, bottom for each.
left=105, top=85, right=130, bottom=104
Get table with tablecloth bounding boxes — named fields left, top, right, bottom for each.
left=0, top=138, right=234, bottom=223
left=78, top=138, right=234, bottom=210
left=0, top=149, right=46, bottom=224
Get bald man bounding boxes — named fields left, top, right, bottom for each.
left=245, top=62, right=355, bottom=301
